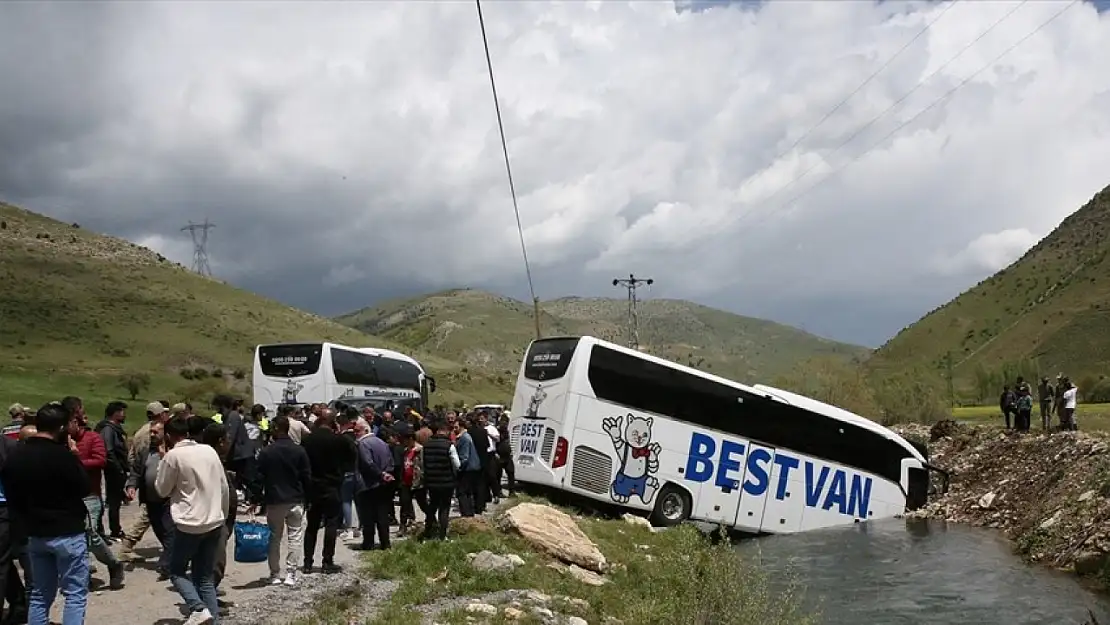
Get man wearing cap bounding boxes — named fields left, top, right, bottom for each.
left=119, top=401, right=170, bottom=560
left=3, top=405, right=26, bottom=442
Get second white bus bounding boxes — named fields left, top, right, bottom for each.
left=252, top=342, right=436, bottom=413
left=507, top=336, right=946, bottom=533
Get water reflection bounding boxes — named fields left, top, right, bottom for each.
left=735, top=518, right=1109, bottom=625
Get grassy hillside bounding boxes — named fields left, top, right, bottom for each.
left=0, top=202, right=510, bottom=415
left=336, top=289, right=869, bottom=383
left=871, top=183, right=1110, bottom=397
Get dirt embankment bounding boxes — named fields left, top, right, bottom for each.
left=894, top=421, right=1110, bottom=584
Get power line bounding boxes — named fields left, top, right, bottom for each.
left=181, top=219, right=215, bottom=276
left=748, top=0, right=1030, bottom=218
left=612, top=274, right=653, bottom=351
left=741, top=0, right=1074, bottom=233
left=476, top=0, right=542, bottom=339
left=771, top=0, right=961, bottom=164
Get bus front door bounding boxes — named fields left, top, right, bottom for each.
left=691, top=435, right=746, bottom=526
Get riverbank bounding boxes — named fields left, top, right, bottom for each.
left=293, top=497, right=816, bottom=625
left=894, top=421, right=1110, bottom=588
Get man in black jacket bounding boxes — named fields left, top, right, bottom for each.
left=0, top=416, right=27, bottom=624
left=300, top=413, right=354, bottom=573
left=1, top=403, right=92, bottom=625
left=95, top=401, right=129, bottom=540
left=256, top=416, right=312, bottom=586
left=421, top=419, right=457, bottom=541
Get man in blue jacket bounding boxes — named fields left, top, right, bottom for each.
left=354, top=425, right=394, bottom=551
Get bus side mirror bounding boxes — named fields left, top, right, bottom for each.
left=427, top=376, right=437, bottom=393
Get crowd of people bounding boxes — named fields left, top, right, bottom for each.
left=998, top=374, right=1079, bottom=432
left=0, top=396, right=515, bottom=625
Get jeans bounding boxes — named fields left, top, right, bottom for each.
left=265, top=503, right=305, bottom=578
left=27, top=534, right=88, bottom=625
left=81, top=496, right=119, bottom=569
left=169, top=527, right=220, bottom=623
left=424, top=487, right=454, bottom=540
left=145, top=500, right=173, bottom=574
left=340, top=473, right=356, bottom=529
left=304, top=496, right=342, bottom=567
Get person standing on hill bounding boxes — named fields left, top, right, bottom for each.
left=156, top=415, right=229, bottom=625
left=95, top=401, right=129, bottom=541
left=1061, top=379, right=1079, bottom=431
left=256, top=416, right=311, bottom=586
left=2, top=403, right=92, bottom=625
left=999, top=386, right=1016, bottom=430
left=1015, top=386, right=1033, bottom=432
left=63, top=396, right=125, bottom=590
left=1054, top=374, right=1066, bottom=424
left=1038, top=377, right=1055, bottom=431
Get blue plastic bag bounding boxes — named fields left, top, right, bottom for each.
left=234, top=520, right=271, bottom=563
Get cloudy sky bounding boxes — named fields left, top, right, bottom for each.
left=2, top=0, right=1109, bottom=347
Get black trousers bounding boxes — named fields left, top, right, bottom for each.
left=486, top=456, right=502, bottom=500
left=424, top=487, right=454, bottom=540
left=457, top=471, right=481, bottom=517
left=0, top=505, right=27, bottom=620
left=104, top=472, right=127, bottom=536
left=305, top=495, right=342, bottom=566
left=498, top=454, right=516, bottom=494
left=355, top=489, right=391, bottom=550
left=398, top=486, right=428, bottom=526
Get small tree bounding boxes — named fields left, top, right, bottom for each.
left=118, top=372, right=152, bottom=401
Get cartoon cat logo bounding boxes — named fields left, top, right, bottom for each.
left=282, top=378, right=304, bottom=405
left=526, top=384, right=548, bottom=419
left=602, top=414, right=662, bottom=505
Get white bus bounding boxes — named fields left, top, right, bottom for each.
left=252, top=342, right=436, bottom=413
left=507, top=336, right=947, bottom=533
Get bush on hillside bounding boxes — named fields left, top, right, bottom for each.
left=117, top=371, right=151, bottom=401
left=870, top=368, right=949, bottom=426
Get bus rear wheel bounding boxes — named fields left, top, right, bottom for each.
left=651, top=485, right=691, bottom=527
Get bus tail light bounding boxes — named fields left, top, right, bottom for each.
left=552, top=436, right=568, bottom=468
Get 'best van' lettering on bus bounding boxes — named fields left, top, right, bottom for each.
left=683, top=432, right=873, bottom=519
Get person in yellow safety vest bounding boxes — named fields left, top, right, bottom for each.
left=211, top=412, right=223, bottom=424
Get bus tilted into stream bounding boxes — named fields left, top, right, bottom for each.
left=252, top=342, right=435, bottom=413
left=507, top=336, right=947, bottom=533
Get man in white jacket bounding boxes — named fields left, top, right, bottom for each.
left=156, top=416, right=230, bottom=625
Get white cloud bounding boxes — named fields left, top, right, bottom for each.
left=931, top=228, right=1040, bottom=276
left=2, top=0, right=1110, bottom=345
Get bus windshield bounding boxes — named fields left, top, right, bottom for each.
left=523, top=338, right=579, bottom=381
left=258, top=344, right=323, bottom=378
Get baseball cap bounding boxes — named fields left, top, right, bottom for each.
left=7, top=403, right=25, bottom=418
left=171, top=403, right=187, bottom=413
left=147, top=401, right=169, bottom=415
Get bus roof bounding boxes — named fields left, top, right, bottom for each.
left=255, top=342, right=425, bottom=371
left=535, top=335, right=925, bottom=462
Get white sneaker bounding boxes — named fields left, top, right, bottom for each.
left=283, top=572, right=298, bottom=586
left=183, top=608, right=214, bottom=625
left=270, top=575, right=283, bottom=586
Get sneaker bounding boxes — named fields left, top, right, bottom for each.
left=283, top=572, right=297, bottom=587
left=183, top=608, right=214, bottom=625
left=321, top=563, right=342, bottom=575
left=269, top=575, right=283, bottom=586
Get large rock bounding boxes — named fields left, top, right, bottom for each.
left=500, top=503, right=608, bottom=573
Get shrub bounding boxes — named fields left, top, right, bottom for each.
left=211, top=368, right=224, bottom=378
left=232, top=368, right=247, bottom=380
left=117, top=372, right=152, bottom=401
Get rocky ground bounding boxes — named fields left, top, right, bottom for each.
left=894, top=421, right=1110, bottom=584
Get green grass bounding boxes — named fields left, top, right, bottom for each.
left=953, top=403, right=1110, bottom=432
left=870, top=183, right=1110, bottom=392
left=335, top=289, right=869, bottom=384
left=299, top=499, right=815, bottom=625
left=0, top=202, right=514, bottom=412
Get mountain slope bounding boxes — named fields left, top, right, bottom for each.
left=336, top=289, right=870, bottom=383
left=871, top=183, right=1110, bottom=390
left=0, top=202, right=502, bottom=406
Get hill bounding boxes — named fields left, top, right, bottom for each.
left=335, top=289, right=870, bottom=383
left=871, top=183, right=1110, bottom=400
left=0, top=202, right=508, bottom=412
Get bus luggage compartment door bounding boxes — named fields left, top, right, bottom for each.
left=733, top=443, right=775, bottom=532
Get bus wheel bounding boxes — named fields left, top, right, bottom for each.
left=651, top=485, right=691, bottom=527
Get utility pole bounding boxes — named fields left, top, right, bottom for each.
left=612, top=274, right=653, bottom=351
left=181, top=219, right=215, bottom=277
left=532, top=297, right=542, bottom=340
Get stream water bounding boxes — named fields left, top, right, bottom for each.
left=735, top=518, right=1110, bottom=624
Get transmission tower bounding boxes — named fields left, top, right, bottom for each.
left=181, top=219, right=215, bottom=276
left=612, top=274, right=653, bottom=351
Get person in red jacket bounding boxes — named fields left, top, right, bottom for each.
left=62, top=396, right=125, bottom=589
